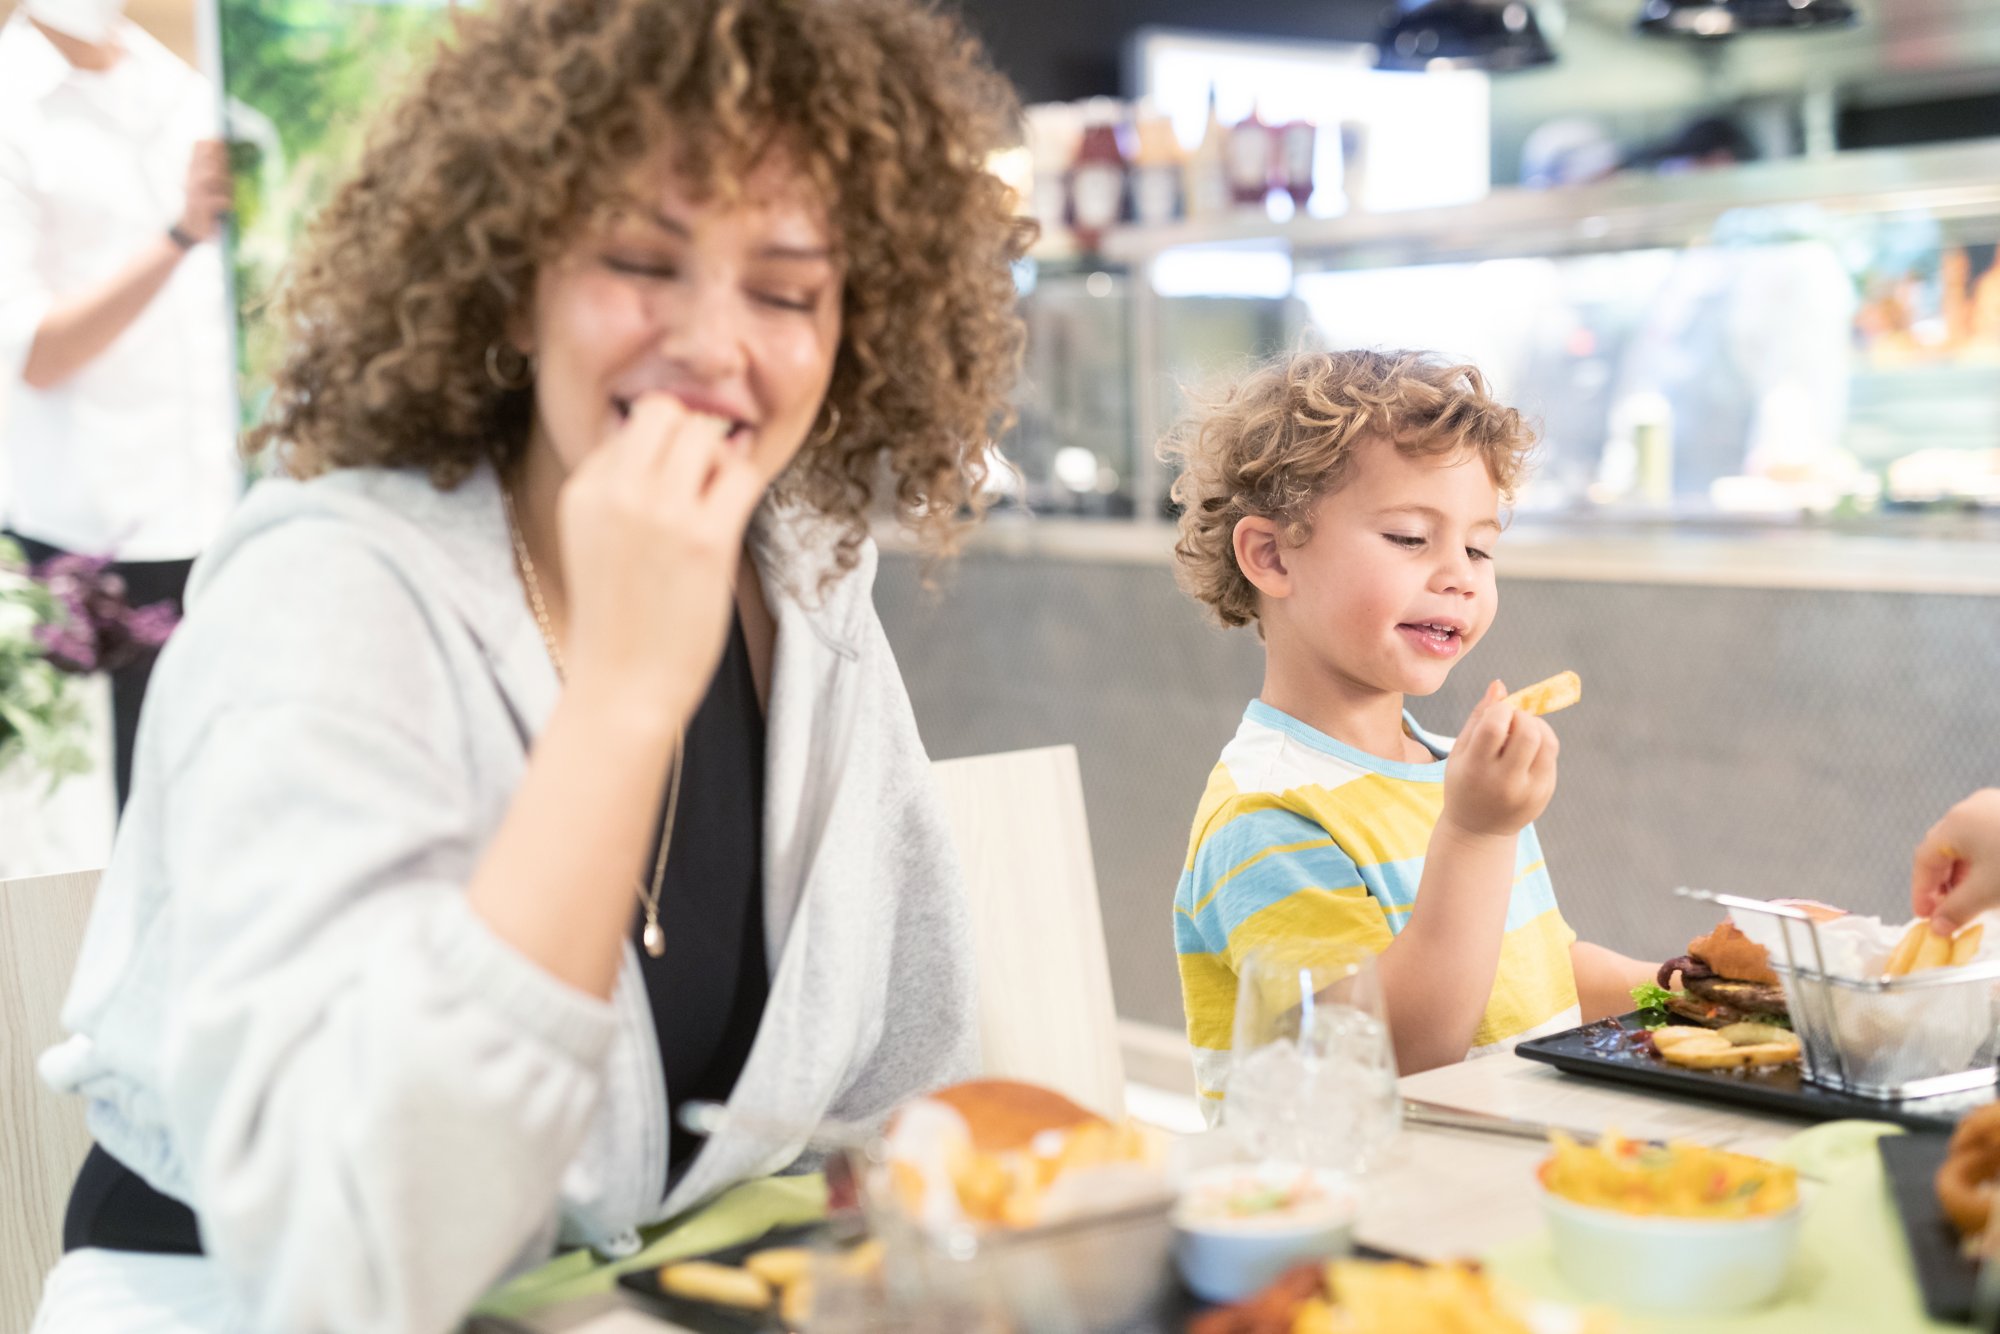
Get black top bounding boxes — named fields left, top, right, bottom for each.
left=62, top=613, right=772, bottom=1252
left=648, top=608, right=771, bottom=1183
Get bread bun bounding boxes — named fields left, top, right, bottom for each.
left=925, top=1078, right=1105, bottom=1153
left=1688, top=920, right=1778, bottom=986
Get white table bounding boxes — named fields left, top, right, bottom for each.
left=1357, top=1050, right=1804, bottom=1259
left=517, top=1053, right=1821, bottom=1332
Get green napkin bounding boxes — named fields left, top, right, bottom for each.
left=1482, top=1121, right=1961, bottom=1333
left=475, top=1174, right=829, bottom=1319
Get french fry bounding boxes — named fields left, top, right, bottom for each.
left=1652, top=1024, right=1801, bottom=1070
left=1504, top=670, right=1581, bottom=717
left=743, top=1247, right=814, bottom=1289
left=1913, top=928, right=1956, bottom=974
left=835, top=1239, right=884, bottom=1278
left=1886, top=918, right=1984, bottom=976
left=779, top=1274, right=815, bottom=1328
left=1886, top=920, right=1928, bottom=977
left=659, top=1261, right=771, bottom=1310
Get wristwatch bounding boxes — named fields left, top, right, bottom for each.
left=166, top=223, right=199, bottom=251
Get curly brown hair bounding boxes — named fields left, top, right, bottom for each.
left=247, top=0, right=1034, bottom=571
left=1164, top=349, right=1537, bottom=629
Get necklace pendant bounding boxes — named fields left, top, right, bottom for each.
left=642, top=918, right=666, bottom=958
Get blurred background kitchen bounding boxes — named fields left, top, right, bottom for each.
left=7, top=0, right=2000, bottom=1084
left=872, top=0, right=2000, bottom=1082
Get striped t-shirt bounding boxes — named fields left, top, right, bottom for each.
left=1175, top=700, right=1581, bottom=1111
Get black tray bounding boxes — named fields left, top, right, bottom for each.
left=615, top=1222, right=823, bottom=1332
left=615, top=1220, right=1407, bottom=1331
left=1881, top=1133, right=1977, bottom=1325
left=1515, top=1014, right=1997, bottom=1132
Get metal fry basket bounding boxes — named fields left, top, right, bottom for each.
left=823, top=1138, right=1178, bottom=1333
left=1677, top=888, right=2000, bottom=1100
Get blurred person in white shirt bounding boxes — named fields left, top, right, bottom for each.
left=0, top=0, right=241, bottom=807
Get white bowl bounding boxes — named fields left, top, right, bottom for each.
left=1540, top=1188, right=1802, bottom=1315
left=1173, top=1164, right=1357, bottom=1304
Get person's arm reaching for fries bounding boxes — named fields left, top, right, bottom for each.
left=1912, top=789, right=2000, bottom=934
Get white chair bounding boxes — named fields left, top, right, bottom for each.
left=1, top=868, right=99, bottom=1334
left=930, top=745, right=1126, bottom=1118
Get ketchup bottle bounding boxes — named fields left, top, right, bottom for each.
left=1225, top=105, right=1275, bottom=212
left=1067, top=105, right=1127, bottom=253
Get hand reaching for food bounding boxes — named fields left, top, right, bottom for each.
left=1912, top=789, right=2000, bottom=934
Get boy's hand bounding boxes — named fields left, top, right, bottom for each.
left=1441, top=680, right=1559, bottom=840
left=1913, top=789, right=2000, bottom=934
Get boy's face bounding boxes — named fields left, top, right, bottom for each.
left=1263, top=435, right=1502, bottom=700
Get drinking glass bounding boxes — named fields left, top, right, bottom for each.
left=1224, top=939, right=1401, bottom=1177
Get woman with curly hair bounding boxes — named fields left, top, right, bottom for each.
left=32, top=1, right=1030, bottom=1329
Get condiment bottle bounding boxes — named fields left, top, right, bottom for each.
left=1130, top=111, right=1184, bottom=229
left=1225, top=104, right=1274, bottom=214
left=1066, top=100, right=1127, bottom=253
left=1184, top=85, right=1231, bottom=221
left=1277, top=119, right=1316, bottom=209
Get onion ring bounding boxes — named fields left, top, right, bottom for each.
left=1937, top=1104, right=2000, bottom=1238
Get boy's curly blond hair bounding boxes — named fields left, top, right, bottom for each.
left=1165, top=349, right=1536, bottom=628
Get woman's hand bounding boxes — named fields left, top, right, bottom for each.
left=556, top=393, right=766, bottom=730
left=1913, top=789, right=2000, bottom=933
left=1441, top=680, right=1560, bottom=841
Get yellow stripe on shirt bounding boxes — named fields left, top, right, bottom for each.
left=1292, top=772, right=1442, bottom=868
left=1226, top=885, right=1394, bottom=968
left=1469, top=906, right=1580, bottom=1048
left=1177, top=951, right=1239, bottom=1051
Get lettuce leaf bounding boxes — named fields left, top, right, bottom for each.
left=1630, top=982, right=1676, bottom=1027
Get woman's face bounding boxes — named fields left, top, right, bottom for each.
left=522, top=150, right=844, bottom=493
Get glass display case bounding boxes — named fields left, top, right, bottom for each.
left=1002, top=138, right=2000, bottom=531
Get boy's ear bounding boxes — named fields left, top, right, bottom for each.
left=1233, top=515, right=1290, bottom=600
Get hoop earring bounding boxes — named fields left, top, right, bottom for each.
left=809, top=404, right=842, bottom=448
left=485, top=342, right=534, bottom=391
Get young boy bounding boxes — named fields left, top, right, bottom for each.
left=1169, top=349, right=1653, bottom=1110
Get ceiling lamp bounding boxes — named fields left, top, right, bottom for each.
left=1636, top=0, right=1859, bottom=38
left=1374, top=0, right=1558, bottom=72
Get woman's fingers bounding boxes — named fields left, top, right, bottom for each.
left=702, top=449, right=767, bottom=530
left=1912, top=828, right=1954, bottom=920
left=612, top=394, right=726, bottom=495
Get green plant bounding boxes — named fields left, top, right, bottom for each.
left=0, top=538, right=90, bottom=786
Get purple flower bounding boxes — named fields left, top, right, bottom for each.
left=34, top=621, right=99, bottom=674
left=28, top=553, right=180, bottom=676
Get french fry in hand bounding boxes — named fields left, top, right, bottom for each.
left=1953, top=923, right=1986, bottom=966
left=1504, top=670, right=1581, bottom=717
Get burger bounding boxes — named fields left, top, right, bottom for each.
left=877, top=1078, right=1164, bottom=1229
left=920, top=1078, right=1104, bottom=1152
left=1635, top=902, right=1844, bottom=1028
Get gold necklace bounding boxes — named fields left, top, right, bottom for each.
left=502, top=481, right=681, bottom=958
